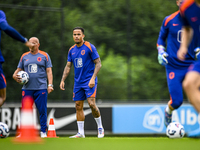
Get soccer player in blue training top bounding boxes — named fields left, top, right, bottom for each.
left=157, top=0, right=199, bottom=127
left=13, top=37, right=54, bottom=138
left=0, top=10, right=33, bottom=107
left=177, top=0, right=200, bottom=137
left=60, top=27, right=104, bottom=138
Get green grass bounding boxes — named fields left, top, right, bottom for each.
left=1, top=137, right=200, bottom=150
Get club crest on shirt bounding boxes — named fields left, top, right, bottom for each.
left=81, top=50, right=85, bottom=55
left=28, top=64, right=38, bottom=73
left=37, top=57, right=42, bottom=62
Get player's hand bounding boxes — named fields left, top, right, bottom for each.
left=157, top=45, right=168, bottom=66
left=157, top=46, right=168, bottom=66
left=13, top=74, right=22, bottom=83
left=48, top=86, right=54, bottom=94
left=60, top=80, right=65, bottom=90
left=88, top=78, right=95, bottom=88
left=158, top=51, right=168, bottom=66
left=24, top=41, right=34, bottom=48
left=194, top=47, right=200, bottom=60
left=177, top=47, right=187, bottom=61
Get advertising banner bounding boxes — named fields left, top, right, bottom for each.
left=0, top=103, right=112, bottom=134
left=1, top=103, right=199, bottom=135
left=113, top=104, right=200, bottom=134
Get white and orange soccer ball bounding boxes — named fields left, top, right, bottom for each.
left=166, top=122, right=185, bottom=138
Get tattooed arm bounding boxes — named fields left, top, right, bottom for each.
left=88, top=57, right=102, bottom=88
left=60, top=61, right=72, bottom=90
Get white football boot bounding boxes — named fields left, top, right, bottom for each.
left=40, top=132, right=47, bottom=138
left=69, top=133, right=85, bottom=138
left=98, top=128, right=104, bottom=138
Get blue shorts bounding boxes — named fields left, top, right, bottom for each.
left=166, top=68, right=188, bottom=109
left=0, top=64, right=6, bottom=89
left=22, top=89, right=48, bottom=132
left=187, top=61, right=200, bottom=73
left=73, top=84, right=97, bottom=101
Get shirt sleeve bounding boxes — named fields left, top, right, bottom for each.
left=179, top=2, right=191, bottom=27
left=157, top=17, right=169, bottom=48
left=17, top=56, right=24, bottom=70
left=90, top=44, right=100, bottom=60
left=0, top=10, right=7, bottom=23
left=46, top=53, right=53, bottom=68
left=179, top=13, right=190, bottom=27
left=67, top=49, right=72, bottom=62
left=0, top=21, right=27, bottom=43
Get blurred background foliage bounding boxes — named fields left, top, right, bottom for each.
left=0, top=0, right=182, bottom=102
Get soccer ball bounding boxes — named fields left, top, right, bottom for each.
left=17, top=71, right=29, bottom=84
left=166, top=122, right=185, bottom=138
left=0, top=122, right=9, bottom=138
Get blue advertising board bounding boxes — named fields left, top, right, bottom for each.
left=112, top=104, right=200, bottom=134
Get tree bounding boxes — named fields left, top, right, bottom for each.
left=0, top=0, right=178, bottom=101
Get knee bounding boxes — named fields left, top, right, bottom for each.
left=88, top=103, right=95, bottom=109
left=88, top=99, right=96, bottom=109
left=182, top=74, right=197, bottom=91
left=183, top=78, right=191, bottom=91
left=0, top=95, right=6, bottom=102
left=75, top=103, right=83, bottom=111
left=3, top=96, right=6, bottom=102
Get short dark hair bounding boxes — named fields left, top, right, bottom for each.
left=73, top=27, right=84, bottom=34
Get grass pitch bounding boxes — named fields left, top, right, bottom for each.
left=1, top=137, right=200, bottom=150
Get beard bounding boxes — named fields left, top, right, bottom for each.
left=75, top=41, right=81, bottom=44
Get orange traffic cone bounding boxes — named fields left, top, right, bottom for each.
left=47, top=118, right=59, bottom=138
left=13, top=96, right=42, bottom=143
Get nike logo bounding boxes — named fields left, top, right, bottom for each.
left=26, top=59, right=29, bottom=61
left=47, top=108, right=92, bottom=129
left=42, top=92, right=45, bottom=94
left=72, top=53, right=75, bottom=55
left=191, top=17, right=198, bottom=22
left=173, top=23, right=179, bottom=26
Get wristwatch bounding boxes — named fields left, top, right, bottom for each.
left=48, top=84, right=53, bottom=88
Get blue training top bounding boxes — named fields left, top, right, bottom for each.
left=67, top=41, right=99, bottom=87
left=17, top=50, right=52, bottom=90
left=157, top=10, right=198, bottom=69
left=180, top=0, right=200, bottom=43
left=0, top=10, right=27, bottom=63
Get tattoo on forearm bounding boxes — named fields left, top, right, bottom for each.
left=93, top=59, right=101, bottom=78
left=62, top=66, right=70, bottom=81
